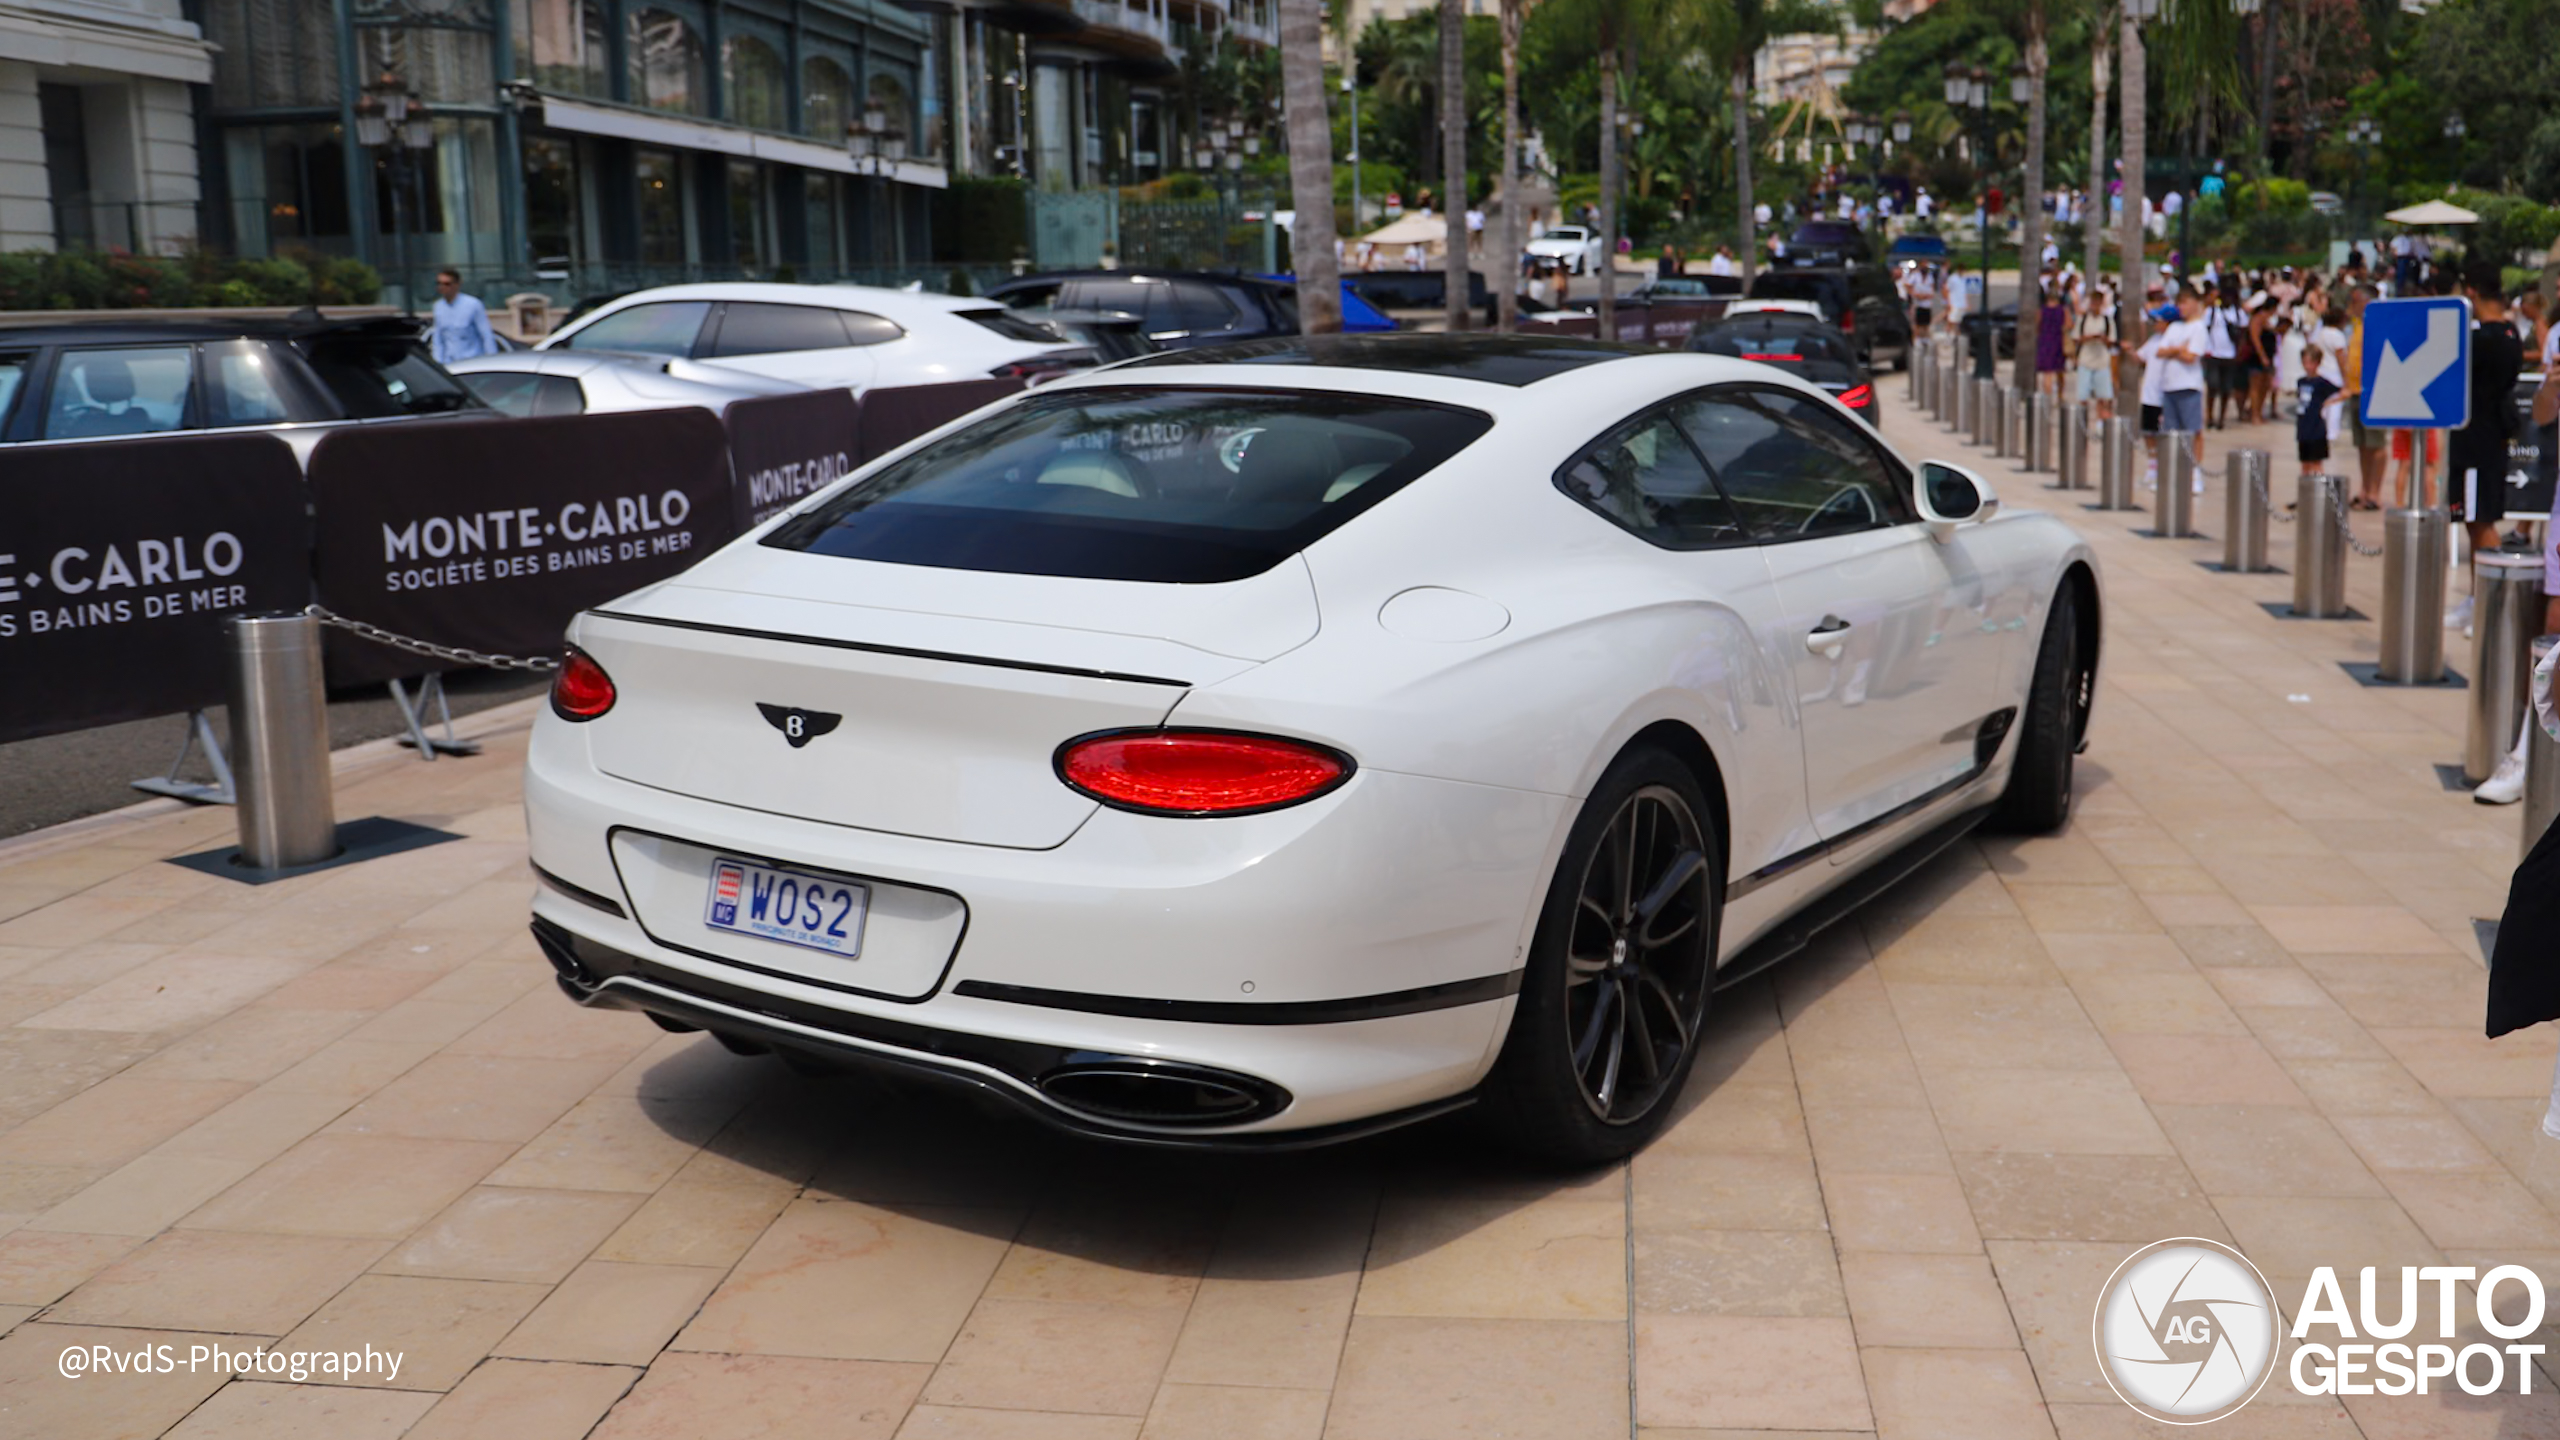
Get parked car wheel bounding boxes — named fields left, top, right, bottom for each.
left=1990, top=583, right=2088, bottom=835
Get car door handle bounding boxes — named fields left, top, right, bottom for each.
left=1806, top=616, right=1854, bottom=655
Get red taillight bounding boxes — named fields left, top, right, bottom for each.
left=1740, top=352, right=1799, bottom=361
left=1840, top=310, right=1856, bottom=333
left=1839, top=384, right=1873, bottom=408
left=1057, top=730, right=1352, bottom=816
left=550, top=646, right=616, bottom=721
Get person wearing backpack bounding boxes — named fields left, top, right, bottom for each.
left=2206, top=282, right=2250, bottom=430
left=2068, top=289, right=2119, bottom=422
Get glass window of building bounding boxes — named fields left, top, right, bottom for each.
left=868, top=72, right=913, bottom=143
left=524, top=136, right=581, bottom=267
left=724, top=35, right=786, bottom=131
left=222, top=124, right=351, bottom=256
left=803, top=56, right=854, bottom=142
left=727, top=160, right=772, bottom=269
left=521, top=0, right=607, bottom=95
left=206, top=0, right=341, bottom=109
left=630, top=9, right=706, bottom=115
left=636, top=147, right=687, bottom=263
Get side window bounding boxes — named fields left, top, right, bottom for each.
left=1174, top=283, right=1239, bottom=335
left=1554, top=408, right=1750, bottom=550
left=560, top=300, right=711, bottom=356
left=533, top=375, right=587, bottom=416
left=0, top=352, right=37, bottom=433
left=709, top=302, right=852, bottom=356
left=1072, top=278, right=1149, bottom=317
left=837, top=311, right=903, bottom=346
left=458, top=370, right=543, bottom=416
left=1675, top=388, right=1912, bottom=541
left=45, top=347, right=194, bottom=439
left=201, top=341, right=298, bottom=426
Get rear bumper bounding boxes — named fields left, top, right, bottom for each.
left=532, top=916, right=1473, bottom=1148
left=524, top=707, right=1568, bottom=1138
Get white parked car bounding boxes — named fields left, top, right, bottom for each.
left=524, top=334, right=2101, bottom=1161
left=535, top=282, right=1090, bottom=395
left=1525, top=226, right=1608, bottom=275
left=446, top=349, right=812, bottom=417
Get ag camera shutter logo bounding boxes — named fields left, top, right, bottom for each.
left=2093, top=1237, right=2280, bottom=1424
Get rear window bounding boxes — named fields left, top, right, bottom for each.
left=763, top=387, right=1491, bottom=583
left=961, top=308, right=1068, bottom=344
left=301, top=335, right=479, bottom=417
left=1745, top=274, right=1843, bottom=311
left=1688, top=328, right=1853, bottom=365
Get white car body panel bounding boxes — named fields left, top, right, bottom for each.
left=523, top=343, right=2099, bottom=1140
left=536, top=282, right=1076, bottom=396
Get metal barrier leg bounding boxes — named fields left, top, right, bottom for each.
left=2223, top=449, right=2272, bottom=572
left=2294, top=474, right=2351, bottom=617
left=129, top=709, right=237, bottom=806
left=2377, top=506, right=2451, bottom=683
left=2466, top=554, right=2546, bottom=781
left=2027, top=391, right=2053, bottom=474
left=2156, top=433, right=2199, bottom=537
left=226, top=613, right=340, bottom=870
left=390, top=674, right=483, bottom=760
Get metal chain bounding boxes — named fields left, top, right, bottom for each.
left=2326, top=478, right=2386, bottom=558
left=2249, top=470, right=2296, bottom=526
left=302, top=605, right=560, bottom=672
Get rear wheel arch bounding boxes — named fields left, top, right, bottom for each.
left=2059, top=561, right=2101, bottom=747
left=1618, top=720, right=1730, bottom=891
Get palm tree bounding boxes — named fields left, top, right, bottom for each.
left=1598, top=38, right=1623, bottom=337
left=2085, top=21, right=2110, bottom=287
left=1441, top=0, right=1470, bottom=331
left=1698, top=0, right=1833, bottom=290
left=2116, top=6, right=2145, bottom=345
left=1281, top=0, right=1342, bottom=332
left=1497, top=0, right=1527, bottom=331
left=2010, top=1, right=2050, bottom=394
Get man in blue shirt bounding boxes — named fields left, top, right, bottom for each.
left=430, top=269, right=497, bottom=364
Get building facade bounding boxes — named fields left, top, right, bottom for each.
left=1, top=0, right=214, bottom=253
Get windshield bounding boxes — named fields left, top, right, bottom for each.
left=301, top=335, right=479, bottom=417
left=1539, top=229, right=1586, bottom=241
left=764, top=386, right=1491, bottom=583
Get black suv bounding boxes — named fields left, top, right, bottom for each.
left=1743, top=262, right=1913, bottom=371
left=0, top=315, right=481, bottom=452
left=983, top=271, right=1300, bottom=350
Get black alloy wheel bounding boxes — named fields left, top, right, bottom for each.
left=1484, top=747, right=1720, bottom=1163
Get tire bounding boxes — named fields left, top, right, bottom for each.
left=1892, top=344, right=1911, bottom=373
left=1990, top=583, right=2086, bottom=834
left=1482, top=747, right=1722, bottom=1165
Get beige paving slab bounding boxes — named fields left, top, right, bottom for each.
left=1328, top=1315, right=1627, bottom=1440
left=400, top=1357, right=642, bottom=1440
left=588, top=1351, right=930, bottom=1440
left=274, top=1273, right=548, bottom=1389
left=497, top=1258, right=726, bottom=1365
left=674, top=1198, right=1018, bottom=1363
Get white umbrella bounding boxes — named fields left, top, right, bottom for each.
left=2383, top=199, right=2480, bottom=226
left=1357, top=213, right=1450, bottom=249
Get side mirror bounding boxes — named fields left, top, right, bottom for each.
left=1916, top=461, right=1998, bottom=541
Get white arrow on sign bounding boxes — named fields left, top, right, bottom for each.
left=2367, top=306, right=2461, bottom=423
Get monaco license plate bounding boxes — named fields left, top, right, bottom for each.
left=703, top=857, right=869, bottom=957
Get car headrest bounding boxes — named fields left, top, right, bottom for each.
left=77, top=355, right=135, bottom=406
left=1230, top=422, right=1343, bottom=507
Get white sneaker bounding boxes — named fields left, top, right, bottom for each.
left=2476, top=753, right=2527, bottom=805
left=2141, top=463, right=2159, bottom=491
left=2445, top=595, right=2475, bottom=630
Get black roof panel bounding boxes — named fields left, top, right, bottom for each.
left=1120, top=332, right=1649, bottom=386
left=0, top=315, right=420, bottom=347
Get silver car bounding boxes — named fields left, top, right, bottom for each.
left=445, top=349, right=810, bottom=417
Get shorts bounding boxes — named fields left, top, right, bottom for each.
left=2207, top=358, right=2243, bottom=395
left=2452, top=463, right=2505, bottom=524
left=2299, top=437, right=2330, bottom=465
left=2349, top=406, right=2388, bottom=450
left=2390, top=430, right=2441, bottom=465
left=2160, top=389, right=2204, bottom=433
left=2141, top=403, right=2162, bottom=436
left=2072, top=366, right=2115, bottom=403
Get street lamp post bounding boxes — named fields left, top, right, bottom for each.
left=355, top=68, right=432, bottom=315
left=2347, top=115, right=2381, bottom=236
left=1946, top=62, right=1995, bottom=375
left=1343, top=69, right=1361, bottom=229
left=849, top=103, right=909, bottom=265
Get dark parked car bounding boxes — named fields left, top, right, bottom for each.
left=0, top=315, right=482, bottom=458
left=1743, top=263, right=1913, bottom=370
left=1885, top=234, right=1950, bottom=265
left=986, top=270, right=1393, bottom=348
left=1786, top=220, right=1874, bottom=263
left=1686, top=312, right=1878, bottom=426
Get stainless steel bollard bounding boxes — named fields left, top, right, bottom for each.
left=2097, top=418, right=2137, bottom=509
left=2526, top=635, right=2560, bottom=859
left=2028, top=391, right=2053, bottom=473
left=2223, top=448, right=2273, bottom=572
left=2063, top=404, right=2090, bottom=490
left=2293, top=474, right=2350, bottom=617
left=2000, top=390, right=2022, bottom=458
left=2466, top=553, right=2547, bottom=782
left=1968, top=379, right=1991, bottom=446
left=1909, top=338, right=1924, bottom=405
left=2376, top=506, right=2451, bottom=683
left=224, top=612, right=339, bottom=869
left=2156, top=434, right=2198, bottom=537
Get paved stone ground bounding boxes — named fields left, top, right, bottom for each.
left=0, top=382, right=2553, bottom=1439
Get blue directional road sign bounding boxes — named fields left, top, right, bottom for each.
left=2358, top=296, right=2471, bottom=430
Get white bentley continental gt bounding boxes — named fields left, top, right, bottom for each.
left=524, top=334, right=2100, bottom=1162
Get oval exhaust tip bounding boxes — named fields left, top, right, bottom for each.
left=1037, top=1060, right=1285, bottom=1128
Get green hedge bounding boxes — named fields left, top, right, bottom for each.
left=0, top=246, right=381, bottom=311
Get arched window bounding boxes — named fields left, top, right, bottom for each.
left=724, top=34, right=785, bottom=132
left=867, top=71, right=911, bottom=140
left=525, top=0, right=605, bottom=95
left=802, top=56, right=853, bottom=141
left=628, top=9, right=704, bottom=115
